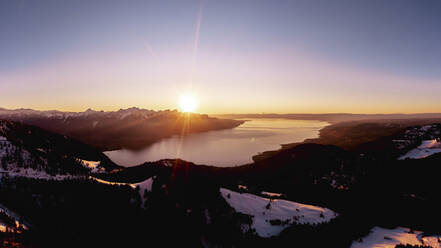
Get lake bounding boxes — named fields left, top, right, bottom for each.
left=104, top=119, right=328, bottom=167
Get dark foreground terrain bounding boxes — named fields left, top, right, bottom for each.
left=1, top=118, right=441, bottom=247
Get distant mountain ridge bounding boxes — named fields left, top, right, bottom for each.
left=0, top=107, right=158, bottom=119
left=0, top=107, right=244, bottom=151
left=215, top=113, right=441, bottom=123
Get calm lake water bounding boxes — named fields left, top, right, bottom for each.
left=104, top=119, right=328, bottom=167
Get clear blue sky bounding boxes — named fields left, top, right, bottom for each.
left=1, top=0, right=440, bottom=113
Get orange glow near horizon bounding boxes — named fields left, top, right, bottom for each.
left=1, top=49, right=440, bottom=115
left=1, top=1, right=441, bottom=115
left=2, top=103, right=441, bottom=116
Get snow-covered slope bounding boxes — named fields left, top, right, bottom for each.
left=261, top=191, right=283, bottom=198
left=0, top=133, right=61, bottom=180
left=220, top=188, right=337, bottom=238
left=133, top=177, right=155, bottom=206
left=399, top=139, right=441, bottom=160
left=0, top=118, right=120, bottom=180
left=351, top=226, right=440, bottom=248
left=88, top=176, right=155, bottom=207
left=0, top=167, right=76, bottom=180
left=78, top=159, right=105, bottom=173
left=393, top=124, right=441, bottom=159
left=0, top=120, right=104, bottom=180
left=89, top=176, right=134, bottom=187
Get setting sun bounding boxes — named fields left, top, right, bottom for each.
left=179, top=95, right=198, bottom=113
left=1, top=1, right=441, bottom=247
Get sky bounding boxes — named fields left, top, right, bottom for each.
left=1, top=0, right=440, bottom=114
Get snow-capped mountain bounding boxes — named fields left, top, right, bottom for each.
left=0, top=107, right=155, bottom=119
left=0, top=107, right=244, bottom=151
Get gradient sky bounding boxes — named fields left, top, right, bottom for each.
left=1, top=0, right=440, bottom=114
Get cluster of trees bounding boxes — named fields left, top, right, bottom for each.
left=1, top=141, right=40, bottom=171
left=0, top=162, right=286, bottom=247
left=0, top=176, right=143, bottom=247
left=0, top=139, right=89, bottom=176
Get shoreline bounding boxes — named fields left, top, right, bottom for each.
left=251, top=121, right=331, bottom=162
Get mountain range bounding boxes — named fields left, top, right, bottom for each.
left=0, top=107, right=244, bottom=151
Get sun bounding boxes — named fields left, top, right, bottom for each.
left=179, top=95, right=198, bottom=113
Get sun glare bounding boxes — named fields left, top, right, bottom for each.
left=179, top=95, right=198, bottom=113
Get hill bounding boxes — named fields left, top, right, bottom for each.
left=2, top=118, right=441, bottom=247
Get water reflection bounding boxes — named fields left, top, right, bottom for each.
left=104, top=119, right=328, bottom=167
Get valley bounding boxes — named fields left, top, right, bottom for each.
left=1, top=116, right=441, bottom=247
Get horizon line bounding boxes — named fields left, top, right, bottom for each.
left=2, top=106, right=441, bottom=116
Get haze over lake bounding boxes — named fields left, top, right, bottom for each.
left=105, top=119, right=328, bottom=167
